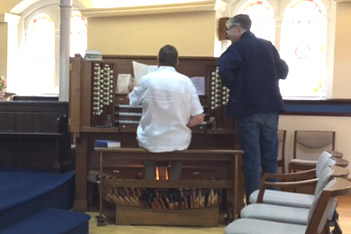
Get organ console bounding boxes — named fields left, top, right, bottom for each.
left=69, top=54, right=243, bottom=224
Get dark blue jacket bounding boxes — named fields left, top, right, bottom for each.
left=218, top=31, right=289, bottom=117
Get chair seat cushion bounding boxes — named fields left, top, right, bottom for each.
left=249, top=189, right=314, bottom=208
left=240, top=203, right=309, bottom=225
left=225, top=218, right=306, bottom=234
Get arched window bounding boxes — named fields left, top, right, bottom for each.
left=70, top=11, right=87, bottom=57
left=228, top=0, right=330, bottom=98
left=15, top=4, right=87, bottom=95
left=279, top=0, right=327, bottom=97
left=23, top=13, right=56, bottom=94
left=236, top=0, right=275, bottom=43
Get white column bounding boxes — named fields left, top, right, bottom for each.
left=274, top=17, right=283, bottom=51
left=59, top=0, right=72, bottom=101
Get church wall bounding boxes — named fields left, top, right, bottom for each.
left=0, top=1, right=22, bottom=14
left=0, top=23, right=8, bottom=78
left=279, top=115, right=351, bottom=176
left=333, top=2, right=351, bottom=99
left=87, top=11, right=216, bottom=56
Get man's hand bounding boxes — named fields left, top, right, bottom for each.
left=187, top=113, right=205, bottom=127
left=128, top=77, right=137, bottom=93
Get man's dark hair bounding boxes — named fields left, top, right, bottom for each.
left=227, top=14, right=251, bottom=31
left=158, top=45, right=178, bottom=67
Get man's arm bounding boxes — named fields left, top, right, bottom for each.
left=272, top=45, right=289, bottom=79
left=187, top=113, right=205, bottom=127
left=128, top=78, right=142, bottom=106
left=218, top=46, right=242, bottom=89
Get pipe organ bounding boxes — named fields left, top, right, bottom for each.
left=69, top=55, right=242, bottom=219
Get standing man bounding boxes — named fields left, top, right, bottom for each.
left=129, top=44, right=204, bottom=180
left=218, top=14, right=289, bottom=202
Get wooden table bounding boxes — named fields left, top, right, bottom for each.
left=95, top=147, right=244, bottom=226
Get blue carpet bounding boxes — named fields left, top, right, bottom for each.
left=0, top=170, right=75, bottom=230
left=0, top=208, right=90, bottom=234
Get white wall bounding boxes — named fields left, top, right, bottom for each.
left=279, top=115, right=351, bottom=176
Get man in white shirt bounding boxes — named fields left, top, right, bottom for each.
left=129, top=45, right=204, bottom=180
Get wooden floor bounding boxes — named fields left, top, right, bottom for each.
left=88, top=195, right=351, bottom=234
left=337, top=195, right=351, bottom=234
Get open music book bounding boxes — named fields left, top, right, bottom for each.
left=132, top=61, right=157, bottom=82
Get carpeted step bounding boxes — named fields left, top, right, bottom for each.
left=0, top=170, right=75, bottom=229
left=0, top=208, right=90, bottom=234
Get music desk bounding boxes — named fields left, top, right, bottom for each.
left=95, top=147, right=245, bottom=226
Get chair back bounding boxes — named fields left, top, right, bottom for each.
left=315, top=151, right=334, bottom=178
left=307, top=177, right=351, bottom=234
left=277, top=129, right=287, bottom=172
left=294, top=130, right=335, bottom=161
left=314, top=165, right=334, bottom=196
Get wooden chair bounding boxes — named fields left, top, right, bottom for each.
left=289, top=130, right=336, bottom=172
left=225, top=177, right=351, bottom=234
left=277, top=129, right=287, bottom=173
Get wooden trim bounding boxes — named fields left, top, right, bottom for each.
left=80, top=61, right=92, bottom=127
left=74, top=135, right=88, bottom=211
left=96, top=147, right=244, bottom=161
left=81, top=126, right=119, bottom=133
left=103, top=178, right=232, bottom=189
left=283, top=99, right=351, bottom=117
left=284, top=99, right=351, bottom=104
left=282, top=112, right=351, bottom=117
left=69, top=56, right=82, bottom=133
left=103, top=54, right=217, bottom=61
left=218, top=17, right=229, bottom=40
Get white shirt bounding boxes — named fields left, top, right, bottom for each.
left=129, top=66, right=203, bottom=152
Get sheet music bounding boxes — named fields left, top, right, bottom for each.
left=190, top=76, right=206, bottom=96
left=132, top=61, right=157, bottom=82
left=116, top=74, right=132, bottom=94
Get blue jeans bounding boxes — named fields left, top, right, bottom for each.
left=236, top=112, right=279, bottom=203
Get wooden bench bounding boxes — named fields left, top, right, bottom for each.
left=0, top=101, right=71, bottom=172
left=95, top=147, right=245, bottom=226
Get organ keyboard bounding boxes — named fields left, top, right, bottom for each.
left=114, top=104, right=212, bottom=132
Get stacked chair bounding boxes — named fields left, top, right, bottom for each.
left=250, top=151, right=336, bottom=205
left=277, top=129, right=287, bottom=173
left=225, top=177, right=351, bottom=234
left=288, top=130, right=347, bottom=172
left=225, top=151, right=350, bottom=234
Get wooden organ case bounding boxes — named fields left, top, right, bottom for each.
left=69, top=55, right=243, bottom=224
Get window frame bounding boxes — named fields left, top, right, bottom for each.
left=14, top=0, right=85, bottom=95
left=225, top=0, right=336, bottom=99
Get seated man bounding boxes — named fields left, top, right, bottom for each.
left=128, top=44, right=204, bottom=180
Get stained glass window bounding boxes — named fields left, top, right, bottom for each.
left=237, top=0, right=275, bottom=43
left=70, top=11, right=87, bottom=57
left=279, top=0, right=327, bottom=97
left=24, top=13, right=56, bottom=94
left=21, top=10, right=88, bottom=95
